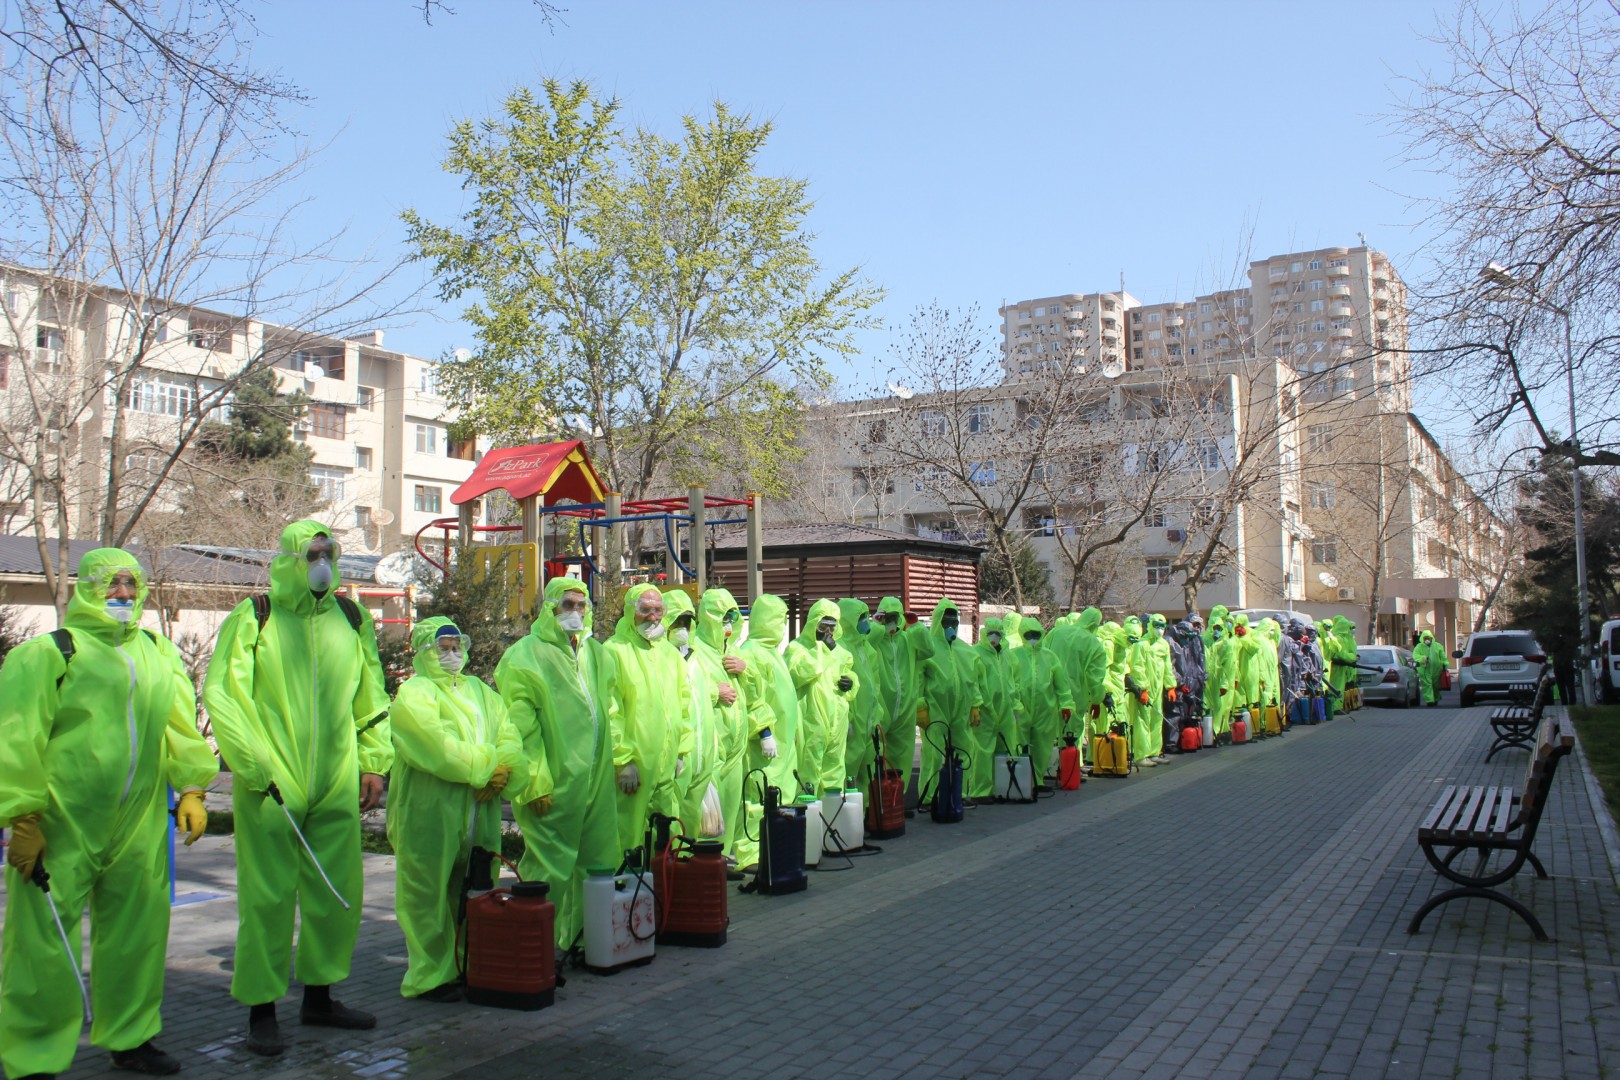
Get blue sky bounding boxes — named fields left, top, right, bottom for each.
left=251, top=0, right=1459, bottom=404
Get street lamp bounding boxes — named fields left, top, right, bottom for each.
left=1479, top=261, right=1594, bottom=704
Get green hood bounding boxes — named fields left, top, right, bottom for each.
left=748, top=593, right=789, bottom=648
left=1003, top=610, right=1025, bottom=647
left=926, top=596, right=962, bottom=647
left=697, top=587, right=742, bottom=652
left=664, top=587, right=696, bottom=634
left=1146, top=615, right=1166, bottom=641
left=1259, top=617, right=1281, bottom=643
left=796, top=597, right=844, bottom=650
left=1097, top=621, right=1126, bottom=663
left=1233, top=613, right=1252, bottom=633
left=613, top=582, right=666, bottom=645
left=837, top=598, right=871, bottom=645
left=410, top=615, right=465, bottom=682
left=979, top=616, right=1004, bottom=651
left=1209, top=604, right=1229, bottom=626
left=530, top=575, right=590, bottom=651
left=1123, top=615, right=1143, bottom=642
left=1078, top=607, right=1102, bottom=633
left=1420, top=630, right=1434, bottom=644
left=1021, top=621, right=1045, bottom=647
left=1332, top=615, right=1355, bottom=636
left=268, top=519, right=342, bottom=616
left=64, top=547, right=150, bottom=643
left=876, top=596, right=905, bottom=639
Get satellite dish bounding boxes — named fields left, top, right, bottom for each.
left=452, top=348, right=472, bottom=363
left=369, top=506, right=396, bottom=526
left=1318, top=571, right=1339, bottom=589
left=374, top=550, right=416, bottom=587
left=302, top=363, right=325, bottom=382
left=886, top=381, right=914, bottom=400
left=1101, top=359, right=1125, bottom=379
left=1424, top=610, right=1437, bottom=626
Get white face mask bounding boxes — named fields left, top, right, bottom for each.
left=105, top=599, right=135, bottom=623
left=307, top=558, right=334, bottom=592
left=672, top=627, right=690, bottom=647
left=639, top=621, right=665, bottom=641
left=557, top=610, right=586, bottom=633
left=438, top=650, right=465, bottom=674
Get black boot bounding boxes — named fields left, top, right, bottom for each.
left=416, top=981, right=463, bottom=1003
left=110, top=1040, right=181, bottom=1075
left=245, top=1003, right=283, bottom=1057
left=300, top=984, right=376, bottom=1030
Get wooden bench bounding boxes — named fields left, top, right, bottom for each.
left=1484, top=666, right=1552, bottom=762
left=1408, top=710, right=1575, bottom=941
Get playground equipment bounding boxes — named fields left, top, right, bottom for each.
left=413, top=440, right=765, bottom=613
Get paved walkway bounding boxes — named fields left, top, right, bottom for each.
left=16, top=698, right=1620, bottom=1080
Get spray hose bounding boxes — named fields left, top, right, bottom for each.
left=31, top=860, right=91, bottom=1023
left=267, top=783, right=350, bottom=910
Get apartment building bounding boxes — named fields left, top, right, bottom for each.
left=0, top=269, right=477, bottom=562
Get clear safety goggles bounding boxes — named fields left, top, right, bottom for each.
left=634, top=595, right=665, bottom=621
left=554, top=590, right=590, bottom=614
left=298, top=535, right=342, bottom=564
left=435, top=630, right=472, bottom=657
left=86, top=563, right=146, bottom=599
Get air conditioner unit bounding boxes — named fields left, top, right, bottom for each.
left=1165, top=528, right=1186, bottom=543
left=1336, top=586, right=1356, bottom=601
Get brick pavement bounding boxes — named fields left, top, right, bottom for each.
left=15, top=698, right=1620, bottom=1079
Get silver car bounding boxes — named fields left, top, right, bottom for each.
left=1354, top=646, right=1422, bottom=708
left=1453, top=630, right=1547, bottom=707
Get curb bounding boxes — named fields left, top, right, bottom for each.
left=1570, top=710, right=1620, bottom=896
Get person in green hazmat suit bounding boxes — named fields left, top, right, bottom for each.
left=1093, top=621, right=1129, bottom=762
left=786, top=599, right=857, bottom=799
left=1230, top=613, right=1262, bottom=725
left=917, top=599, right=983, bottom=805
left=1121, top=617, right=1162, bottom=767
left=1048, top=607, right=1108, bottom=752
left=1002, top=610, right=1026, bottom=651
left=1254, top=618, right=1283, bottom=724
left=732, top=594, right=800, bottom=870
left=1010, top=621, right=1075, bottom=785
left=495, top=576, right=618, bottom=953
left=1413, top=629, right=1445, bottom=706
left=1141, top=614, right=1176, bottom=763
left=970, top=618, right=1017, bottom=800
left=837, top=599, right=881, bottom=794
left=0, top=548, right=216, bottom=1079
left=603, top=583, right=690, bottom=857
left=691, top=588, right=750, bottom=862
left=1204, top=605, right=1230, bottom=650
left=1205, top=617, right=1238, bottom=737
left=666, top=589, right=737, bottom=843
left=203, top=521, right=391, bottom=1056
left=1325, top=615, right=1359, bottom=718
left=868, top=596, right=929, bottom=785
left=388, top=618, right=526, bottom=1003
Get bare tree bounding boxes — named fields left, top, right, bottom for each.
left=0, top=5, right=407, bottom=617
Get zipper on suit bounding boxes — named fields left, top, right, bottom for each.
left=116, top=637, right=139, bottom=806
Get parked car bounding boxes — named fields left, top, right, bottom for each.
left=1453, top=630, right=1547, bottom=707
left=1227, top=608, right=1315, bottom=629
left=1598, top=618, right=1620, bottom=704
left=1353, top=645, right=1422, bottom=707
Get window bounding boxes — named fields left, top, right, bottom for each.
left=1193, top=437, right=1224, bottom=470
left=448, top=433, right=477, bottom=461
left=1308, top=481, right=1337, bottom=509
left=1146, top=557, right=1172, bottom=585
left=821, top=478, right=839, bottom=498
left=355, top=446, right=374, bottom=471
left=308, top=402, right=346, bottom=440
left=1145, top=505, right=1167, bottom=528
left=140, top=304, right=169, bottom=344
left=1132, top=330, right=1142, bottom=342
left=354, top=505, right=371, bottom=529
left=414, top=423, right=438, bottom=454
left=35, top=326, right=64, bottom=368
left=1200, top=302, right=1211, bottom=314
left=311, top=465, right=347, bottom=504
left=1032, top=462, right=1056, bottom=483
left=1311, top=536, right=1338, bottom=564
left=1307, top=424, right=1333, bottom=452
left=1202, top=321, right=1213, bottom=333
left=1033, top=306, right=1045, bottom=317
left=126, top=376, right=197, bottom=417
left=1310, top=300, right=1325, bottom=312
left=866, top=420, right=886, bottom=444
left=0, top=352, right=7, bottom=389
left=1428, top=538, right=1448, bottom=570
left=1309, top=279, right=1324, bottom=291
left=1309, top=259, right=1322, bottom=270
left=413, top=485, right=442, bottom=513
left=418, top=363, right=439, bottom=395
left=919, top=411, right=946, bottom=436
left=186, top=317, right=233, bottom=352
left=914, top=466, right=945, bottom=492
left=1147, top=312, right=1161, bottom=324
left=967, top=460, right=996, bottom=485
left=1147, top=329, right=1162, bottom=341
left=1291, top=261, right=1304, bottom=273
left=356, top=385, right=377, bottom=410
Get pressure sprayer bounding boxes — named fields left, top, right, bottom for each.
left=741, top=772, right=807, bottom=895
left=266, top=782, right=348, bottom=909
left=920, top=721, right=966, bottom=824
left=31, top=859, right=91, bottom=1023
left=649, top=814, right=728, bottom=947
left=993, top=734, right=1035, bottom=803
left=865, top=729, right=906, bottom=840
left=458, top=846, right=556, bottom=1010
left=1058, top=732, right=1084, bottom=789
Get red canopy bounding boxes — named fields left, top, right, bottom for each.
left=450, top=440, right=606, bottom=506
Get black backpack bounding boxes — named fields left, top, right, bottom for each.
left=51, top=626, right=158, bottom=688
left=250, top=592, right=364, bottom=635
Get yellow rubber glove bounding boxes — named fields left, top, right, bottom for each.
left=477, top=764, right=513, bottom=804
left=916, top=703, right=930, bottom=728
left=6, top=813, right=44, bottom=878
left=176, top=790, right=208, bottom=846
left=969, top=707, right=982, bottom=728
left=527, top=795, right=553, bottom=816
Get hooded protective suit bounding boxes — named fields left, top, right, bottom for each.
left=0, top=549, right=217, bottom=1078
left=1002, top=610, right=1026, bottom=651
left=1093, top=621, right=1129, bottom=760
left=1203, top=605, right=1230, bottom=650
left=1122, top=618, right=1160, bottom=764
left=603, top=583, right=691, bottom=854
left=836, top=600, right=881, bottom=791
left=918, top=598, right=983, bottom=801
left=691, top=588, right=750, bottom=856
left=1327, top=616, right=1360, bottom=703
left=666, top=589, right=729, bottom=839
left=1166, top=620, right=1207, bottom=705
left=1280, top=623, right=1309, bottom=711
left=868, top=596, right=928, bottom=783
left=388, top=617, right=526, bottom=998
left=787, top=598, right=857, bottom=797
left=1413, top=630, right=1444, bottom=705
left=1205, top=619, right=1238, bottom=736
left=733, top=594, right=799, bottom=869
left=1254, top=618, right=1282, bottom=712
left=1048, top=607, right=1108, bottom=747
left=1010, top=623, right=1074, bottom=783
left=970, top=618, right=1016, bottom=799
left=203, top=520, right=391, bottom=1006
left=495, top=575, right=617, bottom=951
left=1231, top=614, right=1262, bottom=710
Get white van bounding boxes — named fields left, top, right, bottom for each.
left=1599, top=619, right=1620, bottom=703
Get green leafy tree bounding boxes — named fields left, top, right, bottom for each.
left=403, top=79, right=882, bottom=504
left=196, top=366, right=313, bottom=463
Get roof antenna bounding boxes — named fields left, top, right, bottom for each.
left=1119, top=270, right=1125, bottom=294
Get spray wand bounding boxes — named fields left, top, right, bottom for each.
left=267, top=782, right=350, bottom=910
left=31, top=859, right=91, bottom=1023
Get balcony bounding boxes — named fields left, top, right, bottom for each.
left=1330, top=304, right=1354, bottom=319
left=1327, top=264, right=1351, bottom=278
left=1330, top=326, right=1354, bottom=339
left=1375, top=310, right=1392, bottom=324
left=1328, top=283, right=1351, bottom=299
left=1165, top=314, right=1184, bottom=328
left=34, top=346, right=64, bottom=369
